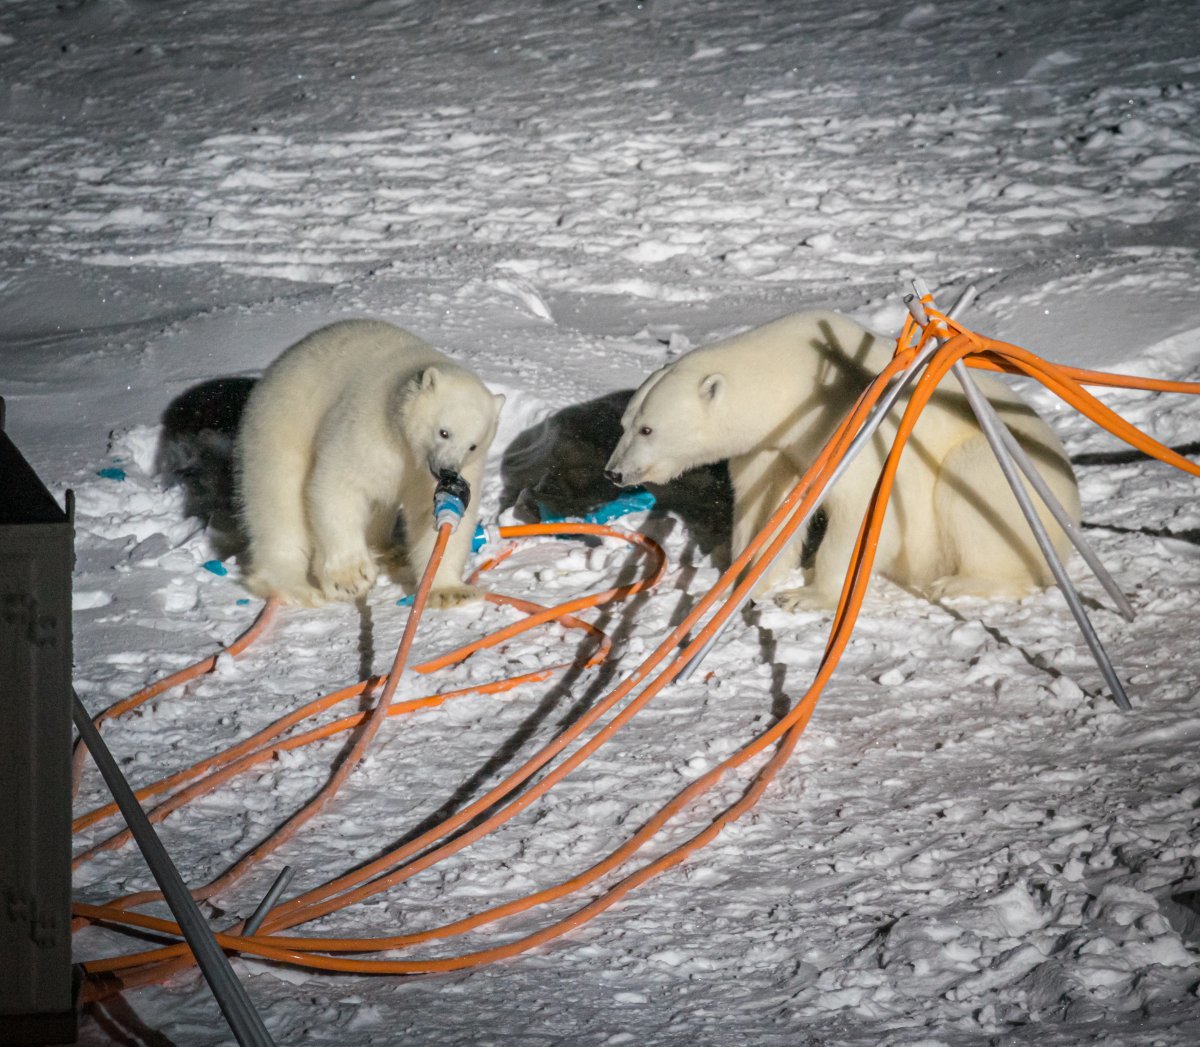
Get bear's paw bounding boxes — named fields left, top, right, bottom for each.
left=314, top=555, right=379, bottom=602
left=243, top=570, right=325, bottom=608
left=426, top=584, right=484, bottom=610
left=772, top=585, right=835, bottom=613
left=927, top=573, right=1034, bottom=603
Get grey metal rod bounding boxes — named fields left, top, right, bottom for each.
left=992, top=419, right=1135, bottom=621
left=243, top=866, right=296, bottom=936
left=906, top=282, right=1131, bottom=711
left=72, top=692, right=277, bottom=1047
left=947, top=359, right=1132, bottom=710
left=675, top=287, right=977, bottom=684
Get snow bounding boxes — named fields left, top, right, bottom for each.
left=3, top=0, right=1199, bottom=1043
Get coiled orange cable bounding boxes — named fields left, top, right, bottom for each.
left=72, top=313, right=1200, bottom=993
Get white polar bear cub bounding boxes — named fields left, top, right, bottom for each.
left=235, top=319, right=504, bottom=608
left=604, top=310, right=1079, bottom=608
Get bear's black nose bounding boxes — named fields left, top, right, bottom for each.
left=603, top=468, right=622, bottom=485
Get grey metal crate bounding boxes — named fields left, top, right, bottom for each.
left=1, top=399, right=77, bottom=1045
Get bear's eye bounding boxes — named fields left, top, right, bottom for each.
left=469, top=443, right=477, bottom=452
left=639, top=425, right=653, bottom=437
left=439, top=429, right=450, bottom=440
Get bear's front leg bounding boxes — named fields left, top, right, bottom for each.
left=404, top=465, right=486, bottom=609
left=774, top=468, right=898, bottom=611
left=407, top=516, right=483, bottom=608
left=728, top=449, right=805, bottom=599
left=306, top=469, right=379, bottom=604
left=773, top=501, right=849, bottom=613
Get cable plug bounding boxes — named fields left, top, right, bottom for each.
left=434, top=469, right=471, bottom=532
left=472, top=521, right=497, bottom=553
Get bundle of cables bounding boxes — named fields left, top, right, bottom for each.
left=72, top=288, right=1200, bottom=999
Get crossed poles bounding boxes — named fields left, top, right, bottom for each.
left=679, top=278, right=1134, bottom=712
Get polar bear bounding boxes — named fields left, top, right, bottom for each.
left=235, top=319, right=504, bottom=608
left=603, top=310, right=1079, bottom=609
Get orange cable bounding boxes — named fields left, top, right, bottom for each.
left=73, top=359, right=908, bottom=985
left=80, top=328, right=950, bottom=981
left=73, top=318, right=1200, bottom=990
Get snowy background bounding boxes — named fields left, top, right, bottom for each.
left=3, top=0, right=1200, bottom=1043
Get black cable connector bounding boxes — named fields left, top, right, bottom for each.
left=435, top=468, right=471, bottom=509
left=434, top=469, right=471, bottom=531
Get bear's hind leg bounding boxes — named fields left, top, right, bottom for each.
left=238, top=445, right=320, bottom=605
left=930, top=433, right=1077, bottom=601
left=369, top=504, right=408, bottom=580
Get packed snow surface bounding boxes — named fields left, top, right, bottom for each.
left=2, top=0, right=1199, bottom=1044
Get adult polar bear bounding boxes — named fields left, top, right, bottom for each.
left=236, top=319, right=504, bottom=608
left=604, top=310, right=1079, bottom=608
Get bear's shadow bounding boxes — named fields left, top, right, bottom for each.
left=155, top=375, right=257, bottom=559
left=500, top=389, right=734, bottom=558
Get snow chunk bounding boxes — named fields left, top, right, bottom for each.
left=73, top=589, right=112, bottom=610
left=980, top=884, right=1050, bottom=938
left=900, top=4, right=941, bottom=30
left=1024, top=50, right=1080, bottom=78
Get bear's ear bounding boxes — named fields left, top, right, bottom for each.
left=418, top=366, right=440, bottom=392
left=493, top=392, right=506, bottom=414
left=699, top=373, right=724, bottom=402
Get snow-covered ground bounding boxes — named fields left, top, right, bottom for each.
left=3, top=0, right=1200, bottom=1043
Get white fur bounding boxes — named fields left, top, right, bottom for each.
left=235, top=319, right=504, bottom=608
left=604, top=310, right=1080, bottom=608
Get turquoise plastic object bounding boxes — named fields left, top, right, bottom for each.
left=202, top=560, right=229, bottom=576
left=97, top=466, right=127, bottom=481
left=472, top=523, right=488, bottom=553
left=539, top=488, right=657, bottom=525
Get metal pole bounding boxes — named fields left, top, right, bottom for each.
left=675, top=287, right=977, bottom=684
left=991, top=419, right=1134, bottom=621
left=907, top=283, right=1131, bottom=711
left=72, top=692, right=277, bottom=1047
left=243, top=866, right=296, bottom=936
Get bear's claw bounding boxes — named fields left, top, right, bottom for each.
left=426, top=584, right=484, bottom=610
left=773, top=585, right=835, bottom=613
left=243, top=569, right=325, bottom=607
left=927, top=574, right=1033, bottom=602
left=315, top=556, right=378, bottom=602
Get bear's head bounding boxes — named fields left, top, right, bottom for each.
left=398, top=366, right=505, bottom=480
left=604, top=364, right=729, bottom=487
